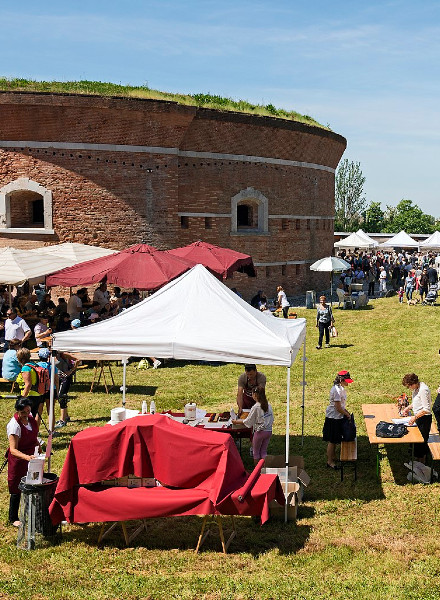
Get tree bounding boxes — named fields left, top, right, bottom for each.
left=382, top=199, right=435, bottom=234
left=335, top=159, right=366, bottom=231
left=364, top=201, right=384, bottom=233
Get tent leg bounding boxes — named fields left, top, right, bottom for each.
left=285, top=366, right=291, bottom=523
left=121, top=359, right=128, bottom=407
left=301, top=336, right=307, bottom=447
left=48, top=353, right=56, bottom=471
left=8, top=285, right=12, bottom=308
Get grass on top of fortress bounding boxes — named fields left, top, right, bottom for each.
left=1, top=296, right=440, bottom=600
left=0, top=77, right=325, bottom=128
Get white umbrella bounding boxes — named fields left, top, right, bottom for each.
left=30, top=242, right=117, bottom=265
left=310, top=256, right=351, bottom=299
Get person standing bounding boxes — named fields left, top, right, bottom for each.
left=323, top=370, right=354, bottom=469
left=316, top=295, right=335, bottom=350
left=4, top=308, right=31, bottom=349
left=276, top=286, right=290, bottom=318
left=404, top=270, right=416, bottom=302
left=93, top=283, right=110, bottom=310
left=2, top=338, right=22, bottom=382
left=6, top=398, right=40, bottom=526
left=402, top=373, right=432, bottom=463
left=379, top=266, right=387, bottom=296
left=236, top=364, right=266, bottom=412
left=232, top=386, right=274, bottom=464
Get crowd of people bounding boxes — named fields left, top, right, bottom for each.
left=336, top=248, right=440, bottom=300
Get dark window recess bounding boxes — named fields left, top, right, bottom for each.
left=296, top=219, right=301, bottom=229
left=306, top=219, right=311, bottom=230
left=265, top=266, right=271, bottom=278
left=32, top=199, right=44, bottom=224
left=281, top=219, right=289, bottom=231
left=180, top=216, right=189, bottom=229
left=237, top=204, right=252, bottom=228
left=296, top=264, right=301, bottom=276
left=205, top=217, right=212, bottom=229
left=281, top=264, right=287, bottom=276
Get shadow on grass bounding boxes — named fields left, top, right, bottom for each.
left=62, top=515, right=312, bottom=556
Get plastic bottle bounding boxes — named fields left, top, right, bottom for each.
left=142, top=400, right=148, bottom=415
left=150, top=400, right=156, bottom=415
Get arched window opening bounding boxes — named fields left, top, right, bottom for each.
left=9, top=190, right=44, bottom=228
left=231, top=187, right=269, bottom=235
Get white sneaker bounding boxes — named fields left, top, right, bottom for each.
left=153, top=359, right=161, bottom=369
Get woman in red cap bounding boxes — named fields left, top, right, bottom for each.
left=322, top=370, right=353, bottom=469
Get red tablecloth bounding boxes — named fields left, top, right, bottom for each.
left=49, top=414, right=283, bottom=526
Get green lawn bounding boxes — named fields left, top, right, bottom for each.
left=1, top=296, right=440, bottom=599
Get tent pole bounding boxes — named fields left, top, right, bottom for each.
left=121, top=359, right=127, bottom=407
left=48, top=352, right=56, bottom=471
left=284, top=365, right=291, bottom=523
left=301, top=336, right=307, bottom=447
left=8, top=285, right=12, bottom=308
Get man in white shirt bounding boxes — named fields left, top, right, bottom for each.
left=93, top=283, right=110, bottom=310
left=5, top=308, right=31, bottom=347
left=67, top=291, right=83, bottom=320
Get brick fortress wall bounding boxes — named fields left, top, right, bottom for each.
left=0, top=92, right=346, bottom=300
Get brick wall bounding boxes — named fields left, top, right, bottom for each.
left=0, top=92, right=346, bottom=299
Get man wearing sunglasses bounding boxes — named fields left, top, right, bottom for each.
left=5, top=308, right=31, bottom=350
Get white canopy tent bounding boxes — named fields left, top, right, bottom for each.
left=355, top=229, right=379, bottom=247
left=419, top=231, right=440, bottom=249
left=30, top=242, right=117, bottom=265
left=51, top=265, right=307, bottom=521
left=334, top=231, right=376, bottom=249
left=381, top=230, right=419, bottom=249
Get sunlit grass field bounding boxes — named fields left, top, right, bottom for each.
left=1, top=296, right=440, bottom=599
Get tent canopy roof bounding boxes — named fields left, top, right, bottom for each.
left=31, top=242, right=117, bottom=265
left=53, top=264, right=306, bottom=366
left=419, top=231, right=440, bottom=249
left=334, top=231, right=376, bottom=249
left=381, top=230, right=419, bottom=248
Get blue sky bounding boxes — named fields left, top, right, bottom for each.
left=2, top=0, right=440, bottom=216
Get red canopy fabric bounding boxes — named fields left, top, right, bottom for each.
left=167, top=241, right=256, bottom=280
left=49, top=414, right=284, bottom=525
left=46, top=244, right=196, bottom=290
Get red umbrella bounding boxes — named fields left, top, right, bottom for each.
left=46, top=244, right=196, bottom=290
left=167, top=241, right=256, bottom=280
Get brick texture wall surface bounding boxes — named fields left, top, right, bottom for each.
left=0, top=92, right=346, bottom=299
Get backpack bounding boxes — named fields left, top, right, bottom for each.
left=25, top=363, right=51, bottom=395
left=375, top=421, right=408, bottom=438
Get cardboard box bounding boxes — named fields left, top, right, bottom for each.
left=262, top=455, right=310, bottom=520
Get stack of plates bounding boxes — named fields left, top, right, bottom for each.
left=110, top=407, right=126, bottom=425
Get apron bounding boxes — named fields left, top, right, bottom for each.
left=7, top=414, right=39, bottom=494
left=242, top=374, right=259, bottom=410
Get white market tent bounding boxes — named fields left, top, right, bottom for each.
left=334, top=231, right=376, bottom=249
left=419, top=231, right=440, bottom=249
left=381, top=230, right=419, bottom=248
left=51, top=265, right=307, bottom=520
left=30, top=242, right=117, bottom=266
left=355, top=229, right=379, bottom=247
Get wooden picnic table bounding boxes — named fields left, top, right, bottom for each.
left=362, top=403, right=424, bottom=481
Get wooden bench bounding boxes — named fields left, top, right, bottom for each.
left=340, top=439, right=357, bottom=481
left=428, top=422, right=440, bottom=482
left=0, top=378, right=16, bottom=393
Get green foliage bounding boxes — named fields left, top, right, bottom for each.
left=335, top=159, right=367, bottom=231
left=364, top=201, right=385, bottom=233
left=0, top=77, right=326, bottom=128
left=382, top=199, right=435, bottom=234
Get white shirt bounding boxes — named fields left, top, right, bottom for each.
left=277, top=290, right=289, bottom=309
left=93, top=288, right=109, bottom=309
left=325, top=384, right=347, bottom=420
left=243, top=402, right=274, bottom=432
left=6, top=416, right=32, bottom=438
left=5, top=316, right=30, bottom=341
left=411, top=382, right=431, bottom=416
left=67, top=295, right=82, bottom=319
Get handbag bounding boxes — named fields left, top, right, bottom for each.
left=330, top=325, right=338, bottom=338
left=375, top=421, right=408, bottom=438
left=341, top=413, right=356, bottom=441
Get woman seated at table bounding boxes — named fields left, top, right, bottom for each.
left=401, top=373, right=432, bottom=463
left=2, top=338, right=22, bottom=382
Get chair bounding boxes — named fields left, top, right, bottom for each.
left=336, top=288, right=352, bottom=309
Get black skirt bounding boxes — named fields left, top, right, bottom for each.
left=323, top=417, right=344, bottom=444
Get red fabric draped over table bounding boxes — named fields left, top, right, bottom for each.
left=49, top=414, right=284, bottom=526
